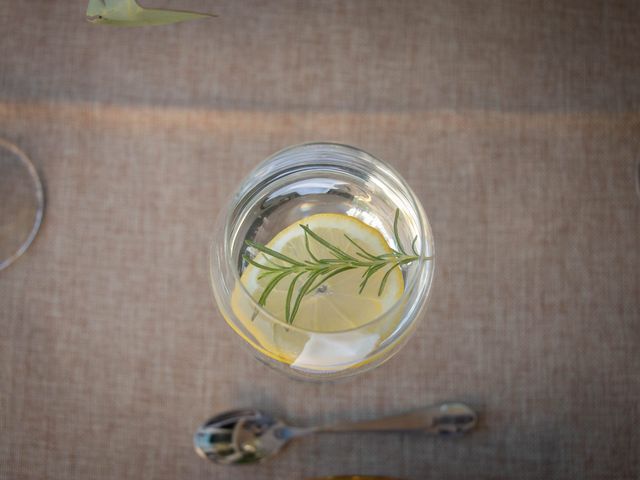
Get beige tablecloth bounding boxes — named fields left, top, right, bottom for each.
left=1, top=2, right=639, bottom=479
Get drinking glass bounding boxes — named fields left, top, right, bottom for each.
left=210, top=143, right=434, bottom=380
left=0, top=139, right=44, bottom=271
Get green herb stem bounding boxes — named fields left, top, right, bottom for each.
left=244, top=209, right=431, bottom=325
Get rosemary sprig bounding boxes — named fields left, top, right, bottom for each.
left=242, top=209, right=431, bottom=325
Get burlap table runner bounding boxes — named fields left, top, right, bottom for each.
left=1, top=2, right=638, bottom=479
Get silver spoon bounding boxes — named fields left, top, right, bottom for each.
left=194, top=402, right=477, bottom=465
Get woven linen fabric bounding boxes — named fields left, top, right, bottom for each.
left=1, top=1, right=639, bottom=479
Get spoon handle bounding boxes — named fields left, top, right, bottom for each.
left=318, top=402, right=477, bottom=435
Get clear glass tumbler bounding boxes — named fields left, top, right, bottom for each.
left=210, top=143, right=434, bottom=380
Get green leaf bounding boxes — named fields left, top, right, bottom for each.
left=303, top=229, right=320, bottom=262
left=378, top=255, right=422, bottom=296
left=378, top=263, right=399, bottom=296
left=393, top=209, right=407, bottom=255
left=309, top=266, right=356, bottom=293
left=258, top=271, right=292, bottom=306
left=285, top=272, right=304, bottom=324
left=87, top=0, right=216, bottom=27
left=243, top=255, right=279, bottom=272
left=358, top=262, right=386, bottom=293
left=246, top=239, right=305, bottom=266
left=264, top=256, right=287, bottom=269
left=344, top=234, right=379, bottom=260
left=257, top=271, right=275, bottom=280
left=299, top=225, right=358, bottom=262
left=289, top=271, right=323, bottom=323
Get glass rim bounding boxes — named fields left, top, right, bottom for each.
left=0, top=138, right=45, bottom=271
left=215, top=141, right=435, bottom=335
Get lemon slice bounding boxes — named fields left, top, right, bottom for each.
left=230, top=213, right=404, bottom=366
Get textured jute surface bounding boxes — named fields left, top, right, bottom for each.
left=1, top=2, right=638, bottom=479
